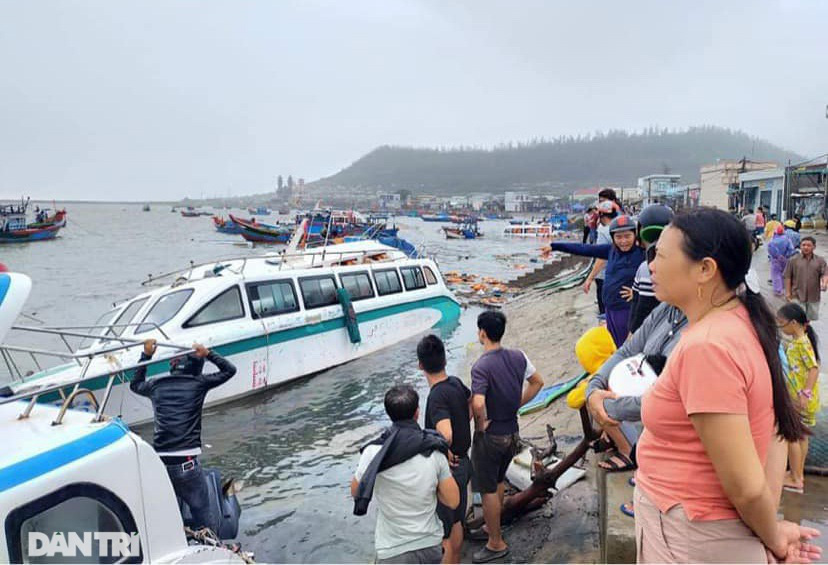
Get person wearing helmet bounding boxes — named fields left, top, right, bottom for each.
left=550, top=214, right=644, bottom=346
left=581, top=200, right=618, bottom=319
left=784, top=219, right=801, bottom=249
left=628, top=204, right=673, bottom=333
left=768, top=224, right=796, bottom=296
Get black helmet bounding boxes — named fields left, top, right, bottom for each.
left=608, top=214, right=637, bottom=235
left=169, top=353, right=205, bottom=376
left=637, top=204, right=674, bottom=244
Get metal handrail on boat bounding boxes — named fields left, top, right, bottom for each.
left=2, top=340, right=199, bottom=423
left=52, top=387, right=99, bottom=425
left=1, top=324, right=190, bottom=385
left=141, top=245, right=429, bottom=285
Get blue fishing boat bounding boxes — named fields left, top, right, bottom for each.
left=212, top=216, right=244, bottom=234
left=0, top=200, right=65, bottom=244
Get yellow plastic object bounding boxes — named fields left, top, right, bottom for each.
left=784, top=219, right=797, bottom=229
left=575, top=326, right=616, bottom=375
left=567, top=326, right=617, bottom=410
left=566, top=379, right=590, bottom=409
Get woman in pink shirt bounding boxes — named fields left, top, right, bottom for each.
left=636, top=208, right=820, bottom=563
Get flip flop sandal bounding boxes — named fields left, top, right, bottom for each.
left=628, top=476, right=636, bottom=488
left=783, top=484, right=805, bottom=494
left=472, top=546, right=510, bottom=563
left=620, top=502, right=635, bottom=517
left=599, top=452, right=636, bottom=473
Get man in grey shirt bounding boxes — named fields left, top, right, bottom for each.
left=351, top=386, right=459, bottom=563
left=586, top=303, right=687, bottom=472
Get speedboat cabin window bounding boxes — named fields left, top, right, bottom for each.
left=339, top=272, right=375, bottom=301
left=373, top=269, right=402, bottom=296
left=6, top=483, right=142, bottom=564
left=299, top=276, right=339, bottom=309
left=183, top=286, right=245, bottom=328
left=135, top=289, right=193, bottom=334
left=107, top=298, right=149, bottom=337
left=400, top=266, right=426, bottom=291
left=423, top=266, right=439, bottom=285
left=78, top=308, right=119, bottom=349
left=247, top=280, right=299, bottom=319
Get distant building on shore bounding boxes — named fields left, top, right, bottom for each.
left=377, top=192, right=402, bottom=210
left=571, top=187, right=602, bottom=204
left=785, top=154, right=828, bottom=227
left=699, top=159, right=777, bottom=210
left=637, top=174, right=681, bottom=206
left=505, top=191, right=532, bottom=212
left=736, top=168, right=786, bottom=218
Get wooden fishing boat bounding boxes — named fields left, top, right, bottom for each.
left=442, top=219, right=483, bottom=239
left=27, top=209, right=67, bottom=229
left=231, top=214, right=293, bottom=244
left=212, top=215, right=244, bottom=234
left=0, top=202, right=65, bottom=244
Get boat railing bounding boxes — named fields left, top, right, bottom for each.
left=1, top=326, right=195, bottom=424
left=1, top=322, right=184, bottom=381
left=141, top=245, right=431, bottom=284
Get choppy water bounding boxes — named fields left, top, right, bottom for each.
left=1, top=203, right=545, bottom=562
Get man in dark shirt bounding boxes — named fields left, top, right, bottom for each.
left=418, top=335, right=472, bottom=564
left=470, top=311, right=543, bottom=563
left=130, top=339, right=237, bottom=530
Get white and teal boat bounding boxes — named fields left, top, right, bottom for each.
left=0, top=240, right=461, bottom=425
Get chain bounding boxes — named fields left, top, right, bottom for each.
left=184, top=527, right=255, bottom=563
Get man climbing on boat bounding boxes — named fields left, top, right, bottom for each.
left=130, top=339, right=237, bottom=531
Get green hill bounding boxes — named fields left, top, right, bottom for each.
left=316, top=126, right=802, bottom=194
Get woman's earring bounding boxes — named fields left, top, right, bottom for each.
left=697, top=286, right=703, bottom=300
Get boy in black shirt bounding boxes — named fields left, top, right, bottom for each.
left=418, top=335, right=472, bottom=565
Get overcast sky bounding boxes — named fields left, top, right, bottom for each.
left=0, top=0, right=826, bottom=201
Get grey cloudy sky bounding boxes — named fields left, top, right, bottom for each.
left=1, top=0, right=826, bottom=201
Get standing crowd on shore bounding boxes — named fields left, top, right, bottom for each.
left=350, top=188, right=826, bottom=564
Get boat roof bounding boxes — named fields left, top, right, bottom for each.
left=0, top=402, right=128, bottom=481
left=145, top=240, right=415, bottom=286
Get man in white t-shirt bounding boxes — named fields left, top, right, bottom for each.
left=351, top=385, right=459, bottom=563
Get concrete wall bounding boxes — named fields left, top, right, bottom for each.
left=700, top=161, right=777, bottom=209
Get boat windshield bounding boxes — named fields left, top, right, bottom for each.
left=135, top=289, right=193, bottom=334
left=105, top=297, right=149, bottom=338
left=78, top=308, right=120, bottom=349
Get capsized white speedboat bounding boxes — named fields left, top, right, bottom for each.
left=0, top=240, right=461, bottom=425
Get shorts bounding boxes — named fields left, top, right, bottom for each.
left=471, top=431, right=519, bottom=494
left=437, top=456, right=470, bottom=538
left=376, top=544, right=442, bottom=564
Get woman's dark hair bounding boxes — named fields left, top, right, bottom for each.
left=384, top=385, right=419, bottom=422
left=671, top=207, right=805, bottom=442
left=598, top=188, right=623, bottom=211
left=477, top=310, right=507, bottom=342
left=777, top=303, right=821, bottom=363
left=417, top=334, right=447, bottom=374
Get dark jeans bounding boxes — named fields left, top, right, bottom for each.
left=437, top=455, right=470, bottom=538
left=595, top=278, right=605, bottom=315
left=165, top=456, right=213, bottom=530
left=582, top=226, right=590, bottom=244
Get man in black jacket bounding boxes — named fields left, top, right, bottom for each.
left=130, top=339, right=237, bottom=530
